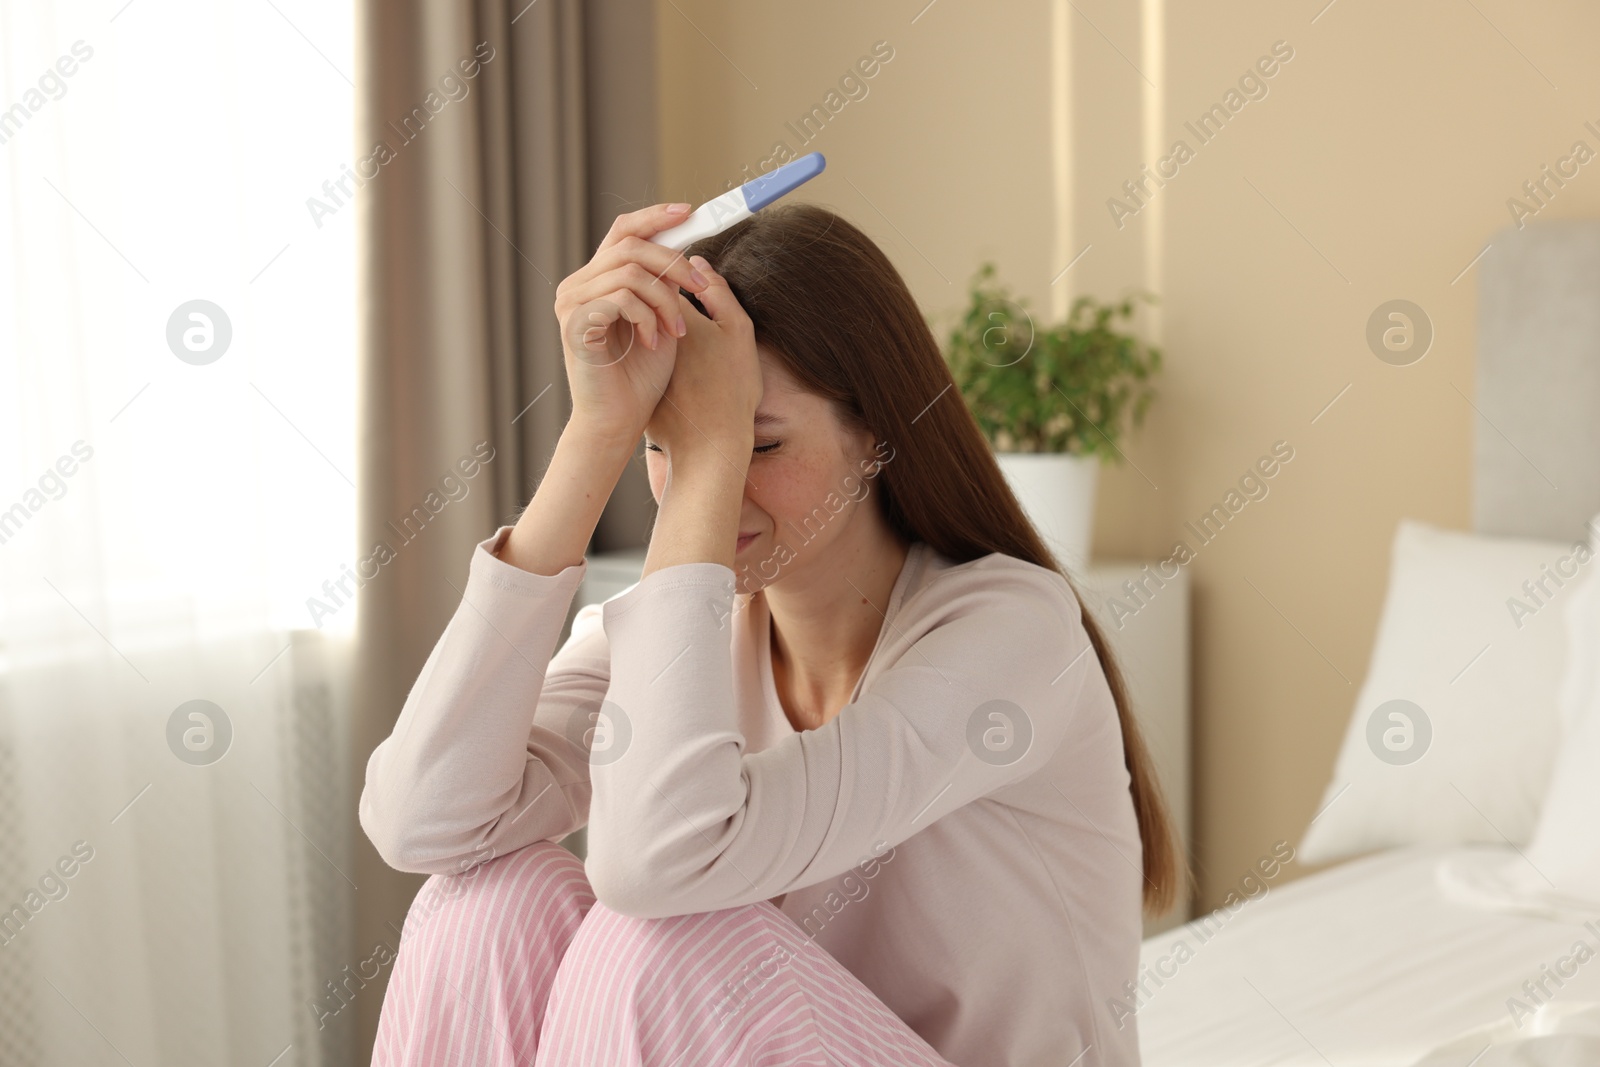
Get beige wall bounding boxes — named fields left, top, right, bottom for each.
left=655, top=0, right=1600, bottom=910
left=655, top=2, right=1057, bottom=318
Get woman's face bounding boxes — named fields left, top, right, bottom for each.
left=644, top=346, right=884, bottom=592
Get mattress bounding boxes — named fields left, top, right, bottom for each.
left=1135, top=845, right=1600, bottom=1066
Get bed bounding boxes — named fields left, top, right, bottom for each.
left=1136, top=845, right=1600, bottom=1064
left=1136, top=220, right=1600, bottom=1066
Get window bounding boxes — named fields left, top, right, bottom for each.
left=0, top=0, right=359, bottom=668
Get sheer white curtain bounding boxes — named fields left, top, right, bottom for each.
left=1, top=2, right=359, bottom=1064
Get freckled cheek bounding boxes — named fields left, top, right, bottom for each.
left=755, top=458, right=835, bottom=526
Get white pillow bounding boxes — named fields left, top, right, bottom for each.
left=1298, top=519, right=1576, bottom=865
left=1553, top=519, right=1600, bottom=733
left=1521, top=515, right=1600, bottom=905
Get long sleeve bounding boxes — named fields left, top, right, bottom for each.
left=584, top=556, right=1095, bottom=918
left=358, top=525, right=616, bottom=874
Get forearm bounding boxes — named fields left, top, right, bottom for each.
left=360, top=523, right=603, bottom=873
left=642, top=435, right=752, bottom=578
left=500, top=419, right=638, bottom=575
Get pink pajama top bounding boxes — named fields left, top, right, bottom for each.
left=360, top=525, right=1145, bottom=1067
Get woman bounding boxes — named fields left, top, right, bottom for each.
left=359, top=200, right=1185, bottom=1066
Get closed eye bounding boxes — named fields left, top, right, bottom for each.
left=644, top=441, right=781, bottom=454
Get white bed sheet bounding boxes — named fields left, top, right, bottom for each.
left=1135, top=845, right=1600, bottom=1066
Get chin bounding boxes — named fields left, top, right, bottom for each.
left=734, top=539, right=804, bottom=592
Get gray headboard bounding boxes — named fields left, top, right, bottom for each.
left=1476, top=220, right=1600, bottom=542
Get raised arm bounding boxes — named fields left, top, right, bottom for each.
left=359, top=203, right=714, bottom=873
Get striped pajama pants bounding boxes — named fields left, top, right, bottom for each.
left=371, top=839, right=959, bottom=1066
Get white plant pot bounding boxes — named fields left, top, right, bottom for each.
left=995, top=451, right=1100, bottom=569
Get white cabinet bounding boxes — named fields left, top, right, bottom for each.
left=1073, top=562, right=1192, bottom=936
left=573, top=549, right=1192, bottom=935
left=574, top=547, right=649, bottom=612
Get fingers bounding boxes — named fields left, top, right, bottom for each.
left=602, top=288, right=663, bottom=352
left=591, top=234, right=710, bottom=304
left=559, top=231, right=709, bottom=342
left=564, top=289, right=661, bottom=354
left=683, top=255, right=750, bottom=332
left=597, top=202, right=694, bottom=255
left=561, top=262, right=686, bottom=341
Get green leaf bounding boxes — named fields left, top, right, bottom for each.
left=939, top=263, right=1163, bottom=459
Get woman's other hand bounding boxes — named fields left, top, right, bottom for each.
left=554, top=204, right=712, bottom=441
left=645, top=255, right=763, bottom=464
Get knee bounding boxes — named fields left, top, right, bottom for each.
left=560, top=898, right=802, bottom=1011
left=402, top=839, right=595, bottom=953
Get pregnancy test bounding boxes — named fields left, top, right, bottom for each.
left=649, top=152, right=826, bottom=252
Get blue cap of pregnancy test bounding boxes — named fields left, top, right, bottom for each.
left=740, top=152, right=826, bottom=212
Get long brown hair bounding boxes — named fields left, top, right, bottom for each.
left=686, top=202, right=1188, bottom=917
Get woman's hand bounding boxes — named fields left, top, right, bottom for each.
left=638, top=255, right=763, bottom=577
left=645, top=254, right=763, bottom=466
left=554, top=204, right=712, bottom=441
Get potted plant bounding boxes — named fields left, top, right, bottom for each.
left=939, top=263, right=1162, bottom=567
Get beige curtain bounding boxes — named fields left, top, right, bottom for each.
left=347, top=0, right=658, bottom=1053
